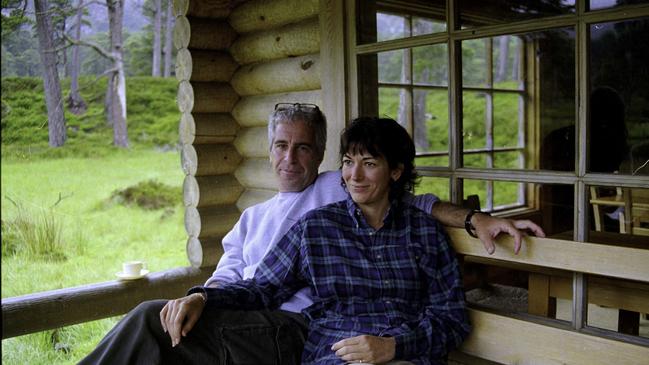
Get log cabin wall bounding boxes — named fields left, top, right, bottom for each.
left=173, top=0, right=324, bottom=269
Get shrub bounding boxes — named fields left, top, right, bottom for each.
left=108, top=179, right=180, bottom=210
left=2, top=201, right=67, bottom=261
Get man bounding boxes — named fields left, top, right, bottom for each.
left=81, top=104, right=544, bottom=364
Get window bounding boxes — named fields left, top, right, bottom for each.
left=347, top=0, right=649, bottom=345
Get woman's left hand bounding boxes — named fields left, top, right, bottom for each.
left=331, top=335, right=396, bottom=364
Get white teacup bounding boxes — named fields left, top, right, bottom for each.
left=122, top=261, right=145, bottom=276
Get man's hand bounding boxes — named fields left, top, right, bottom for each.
left=471, top=213, right=546, bottom=255
left=331, top=335, right=395, bottom=364
left=159, top=293, right=206, bottom=347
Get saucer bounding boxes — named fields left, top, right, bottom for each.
left=115, top=269, right=149, bottom=280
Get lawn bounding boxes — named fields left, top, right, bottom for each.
left=1, top=150, right=188, bottom=364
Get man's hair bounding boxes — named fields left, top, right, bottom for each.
left=339, top=116, right=419, bottom=201
left=268, top=104, right=327, bottom=159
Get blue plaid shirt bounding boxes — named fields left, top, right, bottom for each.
left=196, top=197, right=470, bottom=364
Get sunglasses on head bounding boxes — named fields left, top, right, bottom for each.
left=274, top=103, right=320, bottom=112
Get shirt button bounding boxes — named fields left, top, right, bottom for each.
left=385, top=300, right=392, bottom=305
left=376, top=254, right=382, bottom=259
left=369, top=231, right=374, bottom=235
left=384, top=280, right=390, bottom=285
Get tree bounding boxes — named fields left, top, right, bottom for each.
left=106, top=0, right=128, bottom=147
left=66, top=0, right=87, bottom=114
left=151, top=0, right=161, bottom=76
left=162, top=0, right=173, bottom=77
left=34, top=0, right=67, bottom=147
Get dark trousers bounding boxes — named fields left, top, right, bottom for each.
left=78, top=300, right=308, bottom=365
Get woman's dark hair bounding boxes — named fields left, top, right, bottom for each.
left=339, top=117, right=419, bottom=201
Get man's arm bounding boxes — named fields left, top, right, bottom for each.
left=430, top=201, right=545, bottom=254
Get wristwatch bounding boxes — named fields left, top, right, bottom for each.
left=465, top=210, right=491, bottom=238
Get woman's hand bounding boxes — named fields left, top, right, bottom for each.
left=332, top=335, right=396, bottom=364
left=159, top=293, right=206, bottom=347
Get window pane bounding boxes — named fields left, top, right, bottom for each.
left=463, top=91, right=487, bottom=152
left=462, top=39, right=488, bottom=87
left=413, top=44, right=448, bottom=86
left=414, top=88, right=448, bottom=156
left=493, top=180, right=524, bottom=209
left=416, top=176, right=449, bottom=201
left=459, top=0, right=575, bottom=29
left=584, top=275, right=649, bottom=339
left=378, top=50, right=408, bottom=84
left=494, top=93, right=523, bottom=149
left=357, top=1, right=446, bottom=45
left=492, top=36, right=525, bottom=90
left=416, top=155, right=449, bottom=169
left=589, top=0, right=649, bottom=11
left=378, top=87, right=404, bottom=120
left=377, top=13, right=409, bottom=42
left=494, top=151, right=520, bottom=169
left=588, top=186, right=649, bottom=243
left=589, top=18, right=649, bottom=175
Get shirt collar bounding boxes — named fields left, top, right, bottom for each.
left=344, top=195, right=400, bottom=229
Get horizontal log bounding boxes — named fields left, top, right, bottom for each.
left=192, top=82, right=239, bottom=113
left=231, top=54, right=320, bottom=96
left=178, top=112, right=196, bottom=144
left=234, top=126, right=269, bottom=158
left=181, top=143, right=198, bottom=175
left=187, top=235, right=225, bottom=269
left=231, top=89, right=321, bottom=127
left=183, top=174, right=244, bottom=207
left=180, top=143, right=242, bottom=176
left=230, top=18, right=319, bottom=65
left=177, top=80, right=194, bottom=113
left=188, top=16, right=237, bottom=50
left=173, top=0, right=189, bottom=17
left=236, top=188, right=276, bottom=211
left=184, top=204, right=241, bottom=238
left=195, top=113, right=239, bottom=144
left=448, top=228, right=649, bottom=283
left=173, top=15, right=191, bottom=50
left=194, top=144, right=242, bottom=176
left=175, top=48, right=192, bottom=82
left=186, top=0, right=232, bottom=19
left=229, top=0, right=318, bottom=33
left=234, top=158, right=277, bottom=190
left=1, top=267, right=211, bottom=339
left=190, top=50, right=238, bottom=82
left=461, top=309, right=649, bottom=364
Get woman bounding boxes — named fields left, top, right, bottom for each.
left=185, top=117, right=470, bottom=364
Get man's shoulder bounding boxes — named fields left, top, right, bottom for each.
left=302, top=199, right=347, bottom=220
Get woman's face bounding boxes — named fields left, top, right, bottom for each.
left=341, top=151, right=402, bottom=209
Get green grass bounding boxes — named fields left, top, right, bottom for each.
left=1, top=76, right=187, bottom=364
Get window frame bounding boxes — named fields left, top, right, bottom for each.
left=345, top=0, right=649, bottom=346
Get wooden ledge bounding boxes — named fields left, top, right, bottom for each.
left=2, top=267, right=212, bottom=339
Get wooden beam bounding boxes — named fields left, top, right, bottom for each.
left=187, top=17, right=236, bottom=50
left=183, top=174, right=244, bottom=208
left=229, top=0, right=318, bottom=33
left=234, top=127, right=269, bottom=158
left=234, top=158, right=278, bottom=190
left=230, top=18, right=320, bottom=65
left=179, top=113, right=240, bottom=145
left=460, top=309, right=649, bottom=364
left=230, top=54, right=321, bottom=96
left=1, top=267, right=211, bottom=339
left=447, top=228, right=649, bottom=283
left=191, top=82, right=239, bottom=114
left=231, top=90, right=321, bottom=127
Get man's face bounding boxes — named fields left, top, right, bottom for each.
left=270, top=120, right=322, bottom=192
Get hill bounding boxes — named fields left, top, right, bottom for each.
left=1, top=76, right=180, bottom=160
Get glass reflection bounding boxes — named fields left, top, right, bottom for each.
left=357, top=1, right=446, bottom=45
left=590, top=18, right=649, bottom=175
left=459, top=0, right=575, bottom=29
left=588, top=186, right=649, bottom=244
left=590, top=0, right=649, bottom=11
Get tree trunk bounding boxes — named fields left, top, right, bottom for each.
left=67, top=0, right=87, bottom=115
left=34, top=0, right=67, bottom=147
left=152, top=0, right=162, bottom=77
left=107, top=0, right=128, bottom=147
left=496, top=35, right=509, bottom=83
left=163, top=0, right=173, bottom=77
